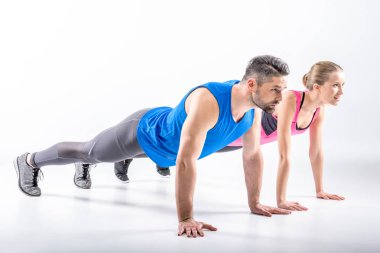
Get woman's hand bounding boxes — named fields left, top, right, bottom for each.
left=251, top=203, right=292, bottom=217
left=278, top=200, right=308, bottom=211
left=317, top=191, right=345, bottom=200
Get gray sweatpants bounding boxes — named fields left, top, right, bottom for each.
left=32, top=109, right=150, bottom=168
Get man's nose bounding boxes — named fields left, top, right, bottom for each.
left=277, top=92, right=283, bottom=102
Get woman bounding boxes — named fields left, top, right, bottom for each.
left=275, top=61, right=346, bottom=210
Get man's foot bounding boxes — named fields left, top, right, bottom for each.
left=13, top=153, right=42, bottom=197
left=74, top=163, right=93, bottom=189
left=114, top=159, right=133, bottom=182
left=156, top=166, right=170, bottom=177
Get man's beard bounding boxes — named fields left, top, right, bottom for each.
left=251, top=94, right=278, bottom=113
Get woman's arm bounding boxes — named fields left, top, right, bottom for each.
left=276, top=92, right=308, bottom=211
left=242, top=109, right=291, bottom=216
left=309, top=106, right=345, bottom=200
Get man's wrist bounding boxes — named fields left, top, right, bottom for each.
left=179, top=217, right=193, bottom=222
left=316, top=189, right=324, bottom=194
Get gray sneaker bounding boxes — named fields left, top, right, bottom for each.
left=114, top=159, right=132, bottom=182
left=74, top=163, right=92, bottom=189
left=156, top=166, right=170, bottom=177
left=13, top=153, right=42, bottom=197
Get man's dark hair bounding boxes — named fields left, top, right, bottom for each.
left=242, top=55, right=290, bottom=85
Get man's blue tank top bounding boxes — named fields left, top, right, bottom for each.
left=136, top=80, right=255, bottom=167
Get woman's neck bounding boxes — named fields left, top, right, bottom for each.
left=302, top=90, right=323, bottom=112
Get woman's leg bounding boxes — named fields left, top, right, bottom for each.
left=149, top=146, right=243, bottom=179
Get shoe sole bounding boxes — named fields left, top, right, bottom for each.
left=116, top=176, right=130, bottom=183
left=13, top=158, right=41, bottom=197
left=158, top=174, right=171, bottom=178
left=73, top=175, right=91, bottom=189
left=157, top=170, right=171, bottom=177
left=114, top=168, right=130, bottom=183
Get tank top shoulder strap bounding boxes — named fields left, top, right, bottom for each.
left=291, top=90, right=303, bottom=122
left=313, top=107, right=321, bottom=121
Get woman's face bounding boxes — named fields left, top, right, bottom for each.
left=319, top=71, right=345, bottom=106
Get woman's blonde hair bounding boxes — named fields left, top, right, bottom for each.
left=303, top=61, right=343, bottom=90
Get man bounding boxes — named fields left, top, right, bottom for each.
left=14, top=55, right=290, bottom=237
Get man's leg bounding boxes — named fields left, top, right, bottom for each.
left=14, top=135, right=124, bottom=196
left=75, top=158, right=133, bottom=188
left=156, top=165, right=170, bottom=177
left=14, top=109, right=149, bottom=196
left=74, top=163, right=94, bottom=189
left=110, top=145, right=242, bottom=182
left=114, top=159, right=133, bottom=182
left=71, top=108, right=149, bottom=189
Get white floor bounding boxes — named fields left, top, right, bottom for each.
left=1, top=148, right=379, bottom=253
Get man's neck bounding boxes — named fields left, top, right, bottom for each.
left=231, top=84, right=255, bottom=122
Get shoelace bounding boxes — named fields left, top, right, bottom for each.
left=32, top=168, right=44, bottom=187
left=82, top=164, right=89, bottom=179
left=81, top=164, right=96, bottom=179
left=122, top=159, right=132, bottom=169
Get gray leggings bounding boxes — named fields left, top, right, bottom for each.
left=32, top=109, right=150, bottom=168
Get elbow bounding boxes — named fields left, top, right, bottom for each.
left=278, top=153, right=291, bottom=163
left=175, top=158, right=197, bottom=182
left=176, top=157, right=196, bottom=171
left=278, top=154, right=291, bottom=168
left=242, top=149, right=261, bottom=161
left=309, top=151, right=323, bottom=162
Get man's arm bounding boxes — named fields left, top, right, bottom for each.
left=242, top=109, right=291, bottom=216
left=176, top=88, right=218, bottom=237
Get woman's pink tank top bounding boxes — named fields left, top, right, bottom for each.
left=228, top=90, right=320, bottom=146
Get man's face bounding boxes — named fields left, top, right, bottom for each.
left=251, top=76, right=287, bottom=113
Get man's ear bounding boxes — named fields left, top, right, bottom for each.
left=246, top=78, right=258, bottom=93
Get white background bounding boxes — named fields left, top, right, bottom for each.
left=1, top=0, right=379, bottom=160
left=0, top=0, right=380, bottom=252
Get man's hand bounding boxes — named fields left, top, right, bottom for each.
left=317, top=191, right=345, bottom=200
left=251, top=203, right=292, bottom=217
left=177, top=218, right=217, bottom=238
left=278, top=200, right=308, bottom=211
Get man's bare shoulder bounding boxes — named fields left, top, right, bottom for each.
left=186, top=87, right=218, bottom=111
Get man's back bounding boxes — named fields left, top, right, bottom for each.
left=136, top=80, right=255, bottom=167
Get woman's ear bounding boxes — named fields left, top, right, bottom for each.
left=313, top=83, right=320, bottom=91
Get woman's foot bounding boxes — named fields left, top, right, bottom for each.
left=156, top=166, right=170, bottom=177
